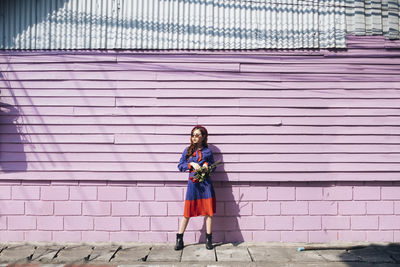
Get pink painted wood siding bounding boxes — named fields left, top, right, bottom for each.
left=1, top=35, right=400, bottom=182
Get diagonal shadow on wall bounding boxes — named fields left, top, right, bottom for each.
left=0, top=102, right=27, bottom=173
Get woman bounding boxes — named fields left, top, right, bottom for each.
left=176, top=125, right=216, bottom=250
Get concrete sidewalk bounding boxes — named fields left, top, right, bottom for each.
left=0, top=241, right=399, bottom=266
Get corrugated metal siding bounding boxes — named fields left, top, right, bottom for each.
left=0, top=0, right=347, bottom=49
left=345, top=0, right=400, bottom=39
left=1, top=36, right=400, bottom=181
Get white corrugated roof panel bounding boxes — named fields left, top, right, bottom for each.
left=0, top=0, right=398, bottom=49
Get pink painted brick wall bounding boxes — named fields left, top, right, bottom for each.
left=0, top=180, right=399, bottom=243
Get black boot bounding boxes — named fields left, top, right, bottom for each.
left=174, top=233, right=184, bottom=250
left=205, top=233, right=213, bottom=250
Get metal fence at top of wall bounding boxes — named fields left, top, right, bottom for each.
left=1, top=0, right=347, bottom=49
left=346, top=0, right=400, bottom=39
left=0, top=0, right=398, bottom=50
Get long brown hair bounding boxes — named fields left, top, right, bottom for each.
left=186, top=126, right=208, bottom=160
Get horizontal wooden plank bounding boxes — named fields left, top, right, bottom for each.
left=1, top=97, right=116, bottom=107
left=4, top=116, right=199, bottom=125
left=155, top=72, right=400, bottom=82
left=190, top=126, right=400, bottom=135
left=239, top=153, right=400, bottom=163
left=2, top=152, right=399, bottom=163
left=72, top=107, right=400, bottom=117
left=4, top=71, right=157, bottom=80
left=2, top=89, right=119, bottom=97
left=3, top=57, right=400, bottom=75
left=0, top=54, right=117, bottom=63
left=113, top=55, right=400, bottom=64
left=4, top=88, right=400, bottom=99
left=116, top=54, right=325, bottom=63
left=115, top=81, right=400, bottom=89
left=0, top=125, right=158, bottom=134
left=20, top=105, right=394, bottom=118
left=0, top=62, right=240, bottom=72
left=3, top=125, right=400, bottom=135
left=238, top=99, right=400, bottom=108
left=238, top=108, right=400, bottom=116
left=73, top=107, right=241, bottom=116
left=3, top=162, right=400, bottom=172
left=3, top=80, right=400, bottom=89
left=0, top=134, right=114, bottom=143
left=2, top=134, right=400, bottom=145
left=116, top=98, right=400, bottom=108
left=3, top=63, right=400, bottom=74
left=240, top=64, right=400, bottom=74
left=153, top=89, right=400, bottom=99
left=2, top=143, right=400, bottom=153
left=120, top=89, right=400, bottom=99
left=0, top=152, right=235, bottom=162
left=115, top=134, right=400, bottom=145
left=200, top=116, right=400, bottom=126
left=5, top=71, right=400, bottom=82
left=0, top=80, right=117, bottom=89
left=9, top=115, right=393, bottom=127
left=0, top=106, right=74, bottom=116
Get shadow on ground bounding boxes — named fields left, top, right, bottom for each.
left=336, top=243, right=400, bottom=266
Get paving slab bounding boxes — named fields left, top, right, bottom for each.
left=181, top=244, right=216, bottom=262
left=51, top=244, right=93, bottom=264
left=248, top=246, right=325, bottom=263
left=146, top=245, right=182, bottom=262
left=317, top=249, right=362, bottom=262
left=86, top=245, right=121, bottom=263
left=348, top=247, right=395, bottom=263
left=29, top=245, right=64, bottom=263
left=248, top=246, right=291, bottom=262
left=290, top=249, right=327, bottom=263
left=110, top=245, right=151, bottom=263
left=215, top=243, right=252, bottom=262
left=0, top=244, right=35, bottom=263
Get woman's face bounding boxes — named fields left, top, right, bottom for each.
left=191, top=129, right=203, bottom=145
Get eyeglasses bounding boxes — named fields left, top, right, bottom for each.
left=191, top=133, right=202, bottom=137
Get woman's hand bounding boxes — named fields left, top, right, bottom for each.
left=190, top=162, right=201, bottom=171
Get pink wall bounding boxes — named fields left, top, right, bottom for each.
left=1, top=36, right=400, bottom=242
left=0, top=180, right=399, bottom=243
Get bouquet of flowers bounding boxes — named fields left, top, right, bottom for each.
left=191, top=160, right=223, bottom=183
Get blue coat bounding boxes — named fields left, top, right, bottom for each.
left=177, top=146, right=215, bottom=177
left=177, top=146, right=216, bottom=217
